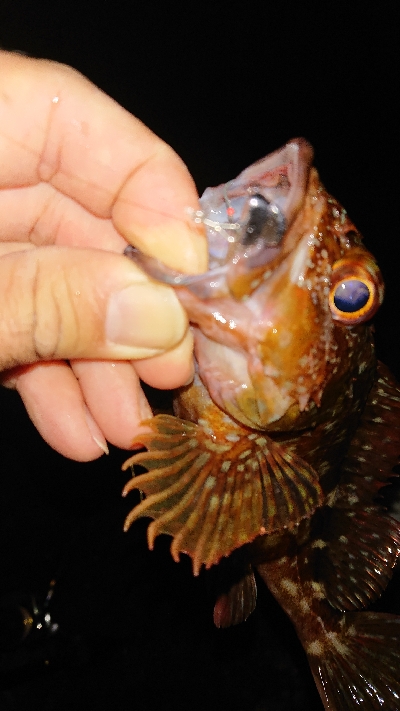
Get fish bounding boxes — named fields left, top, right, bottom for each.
left=122, top=139, right=400, bottom=710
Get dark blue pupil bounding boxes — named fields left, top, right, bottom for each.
left=333, top=279, right=370, bottom=313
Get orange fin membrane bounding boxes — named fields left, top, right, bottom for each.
left=122, top=414, right=323, bottom=574
left=213, top=565, right=257, bottom=628
left=308, top=612, right=400, bottom=710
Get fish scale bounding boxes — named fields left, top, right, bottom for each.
left=123, top=139, right=400, bottom=710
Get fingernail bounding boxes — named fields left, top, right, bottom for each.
left=84, top=406, right=109, bottom=455
left=106, top=283, right=187, bottom=354
left=137, top=385, right=153, bottom=421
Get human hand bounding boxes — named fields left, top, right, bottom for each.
left=0, top=50, right=207, bottom=461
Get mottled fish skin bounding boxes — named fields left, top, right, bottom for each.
left=122, top=140, right=400, bottom=710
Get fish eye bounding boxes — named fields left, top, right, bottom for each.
left=333, top=279, right=371, bottom=313
left=329, top=261, right=382, bottom=325
left=241, top=194, right=285, bottom=247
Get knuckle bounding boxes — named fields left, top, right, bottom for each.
left=0, top=250, right=85, bottom=372
left=31, top=257, right=79, bottom=360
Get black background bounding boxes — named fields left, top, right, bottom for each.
left=0, top=3, right=399, bottom=710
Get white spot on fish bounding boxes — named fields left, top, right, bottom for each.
left=281, top=579, right=299, bottom=597
left=311, top=582, right=326, bottom=600
left=326, top=632, right=349, bottom=656
left=312, top=539, right=327, bottom=549
left=278, top=557, right=289, bottom=565
left=239, top=449, right=252, bottom=459
left=209, top=494, right=220, bottom=511
left=205, top=440, right=231, bottom=453
left=225, top=433, right=240, bottom=442
left=307, top=640, right=324, bottom=656
left=256, top=437, right=267, bottom=447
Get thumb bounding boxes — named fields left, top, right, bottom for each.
left=0, top=244, right=188, bottom=372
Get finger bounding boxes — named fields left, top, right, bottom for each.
left=133, top=330, right=195, bottom=390
left=70, top=360, right=153, bottom=450
left=0, top=241, right=36, bottom=256
left=0, top=50, right=207, bottom=271
left=10, top=362, right=109, bottom=461
left=0, top=246, right=189, bottom=372
left=0, top=183, right=126, bottom=252
left=69, top=334, right=195, bottom=449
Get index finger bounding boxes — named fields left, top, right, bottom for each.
left=0, top=50, right=207, bottom=272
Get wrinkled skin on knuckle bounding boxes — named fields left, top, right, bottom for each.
left=32, top=258, right=88, bottom=360
left=31, top=259, right=63, bottom=360
left=0, top=250, right=87, bottom=372
left=0, top=254, right=38, bottom=370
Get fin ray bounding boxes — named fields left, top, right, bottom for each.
left=307, top=612, right=400, bottom=710
left=300, top=506, right=400, bottom=611
left=299, top=367, right=400, bottom=612
left=213, top=567, right=257, bottom=628
left=123, top=414, right=323, bottom=572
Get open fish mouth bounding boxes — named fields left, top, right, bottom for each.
left=123, top=206, right=285, bottom=298
left=124, top=138, right=313, bottom=301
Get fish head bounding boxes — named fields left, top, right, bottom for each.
left=126, top=139, right=384, bottom=432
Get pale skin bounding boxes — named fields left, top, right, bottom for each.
left=0, top=50, right=207, bottom=461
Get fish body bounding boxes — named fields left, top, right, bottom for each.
left=123, top=140, right=400, bottom=709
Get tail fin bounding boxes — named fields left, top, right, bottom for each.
left=306, top=612, right=400, bottom=710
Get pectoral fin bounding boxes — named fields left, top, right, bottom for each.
left=122, top=414, right=323, bottom=574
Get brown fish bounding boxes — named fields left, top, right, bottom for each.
left=123, top=139, right=400, bottom=710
